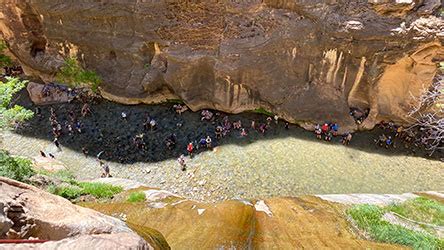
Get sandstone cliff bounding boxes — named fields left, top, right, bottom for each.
left=1, top=0, right=443, bottom=131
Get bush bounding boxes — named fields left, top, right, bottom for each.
left=0, top=77, right=34, bottom=129
left=48, top=181, right=123, bottom=200
left=252, top=107, right=273, bottom=116
left=78, top=182, right=123, bottom=199
left=127, top=191, right=146, bottom=203
left=0, top=150, right=34, bottom=182
left=56, top=57, right=102, bottom=93
left=347, top=204, right=443, bottom=249
left=47, top=184, right=83, bottom=200
left=387, top=197, right=444, bottom=226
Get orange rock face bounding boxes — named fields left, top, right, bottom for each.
left=86, top=194, right=403, bottom=249
left=0, top=1, right=443, bottom=131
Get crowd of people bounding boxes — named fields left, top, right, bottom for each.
left=22, top=89, right=440, bottom=176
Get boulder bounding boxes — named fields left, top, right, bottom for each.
left=0, top=177, right=163, bottom=249
left=0, top=233, right=152, bottom=250
left=26, top=82, right=72, bottom=105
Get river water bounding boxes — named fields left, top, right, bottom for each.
left=1, top=95, right=443, bottom=202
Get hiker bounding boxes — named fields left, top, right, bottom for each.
left=143, top=115, right=151, bottom=130
left=206, top=136, right=212, bottom=148
left=285, top=122, right=289, bottom=130
left=330, top=123, right=339, bottom=136
left=201, top=110, right=213, bottom=121
left=173, top=104, right=187, bottom=115
left=240, top=128, right=248, bottom=137
left=215, top=126, right=223, bottom=139
left=314, top=125, right=322, bottom=140
left=40, top=150, right=46, bottom=158
left=266, top=117, right=272, bottom=126
left=75, top=121, right=82, bottom=133
left=342, top=133, right=352, bottom=145
left=81, top=103, right=91, bottom=117
left=325, top=131, right=333, bottom=141
left=274, top=115, right=278, bottom=125
left=82, top=147, right=88, bottom=157
left=259, top=123, right=267, bottom=134
left=100, top=161, right=111, bottom=178
left=149, top=119, right=157, bottom=130
left=321, top=123, right=329, bottom=134
left=67, top=124, right=73, bottom=135
left=49, top=153, right=55, bottom=159
left=121, top=111, right=127, bottom=121
left=177, top=154, right=186, bottom=171
left=187, top=142, right=194, bottom=157
left=375, top=134, right=388, bottom=147
left=251, top=120, right=256, bottom=130
left=35, top=107, right=41, bottom=117
left=199, top=137, right=207, bottom=149
left=53, top=138, right=62, bottom=151
left=385, top=136, right=393, bottom=149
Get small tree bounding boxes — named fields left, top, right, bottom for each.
left=0, top=77, right=34, bottom=129
left=408, top=73, right=443, bottom=155
left=56, top=57, right=102, bottom=93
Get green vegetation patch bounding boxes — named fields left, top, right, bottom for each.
left=0, top=150, right=34, bottom=182
left=166, top=98, right=185, bottom=104
left=127, top=191, right=146, bottom=203
left=347, top=204, right=443, bottom=249
left=56, top=57, right=102, bottom=93
left=0, top=77, right=34, bottom=129
left=78, top=182, right=123, bottom=199
left=252, top=107, right=273, bottom=116
left=387, top=197, right=444, bottom=226
left=48, top=181, right=123, bottom=200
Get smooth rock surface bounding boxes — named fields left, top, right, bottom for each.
left=0, top=233, right=153, bottom=250
left=0, top=177, right=163, bottom=249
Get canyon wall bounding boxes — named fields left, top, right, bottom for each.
left=1, top=0, right=443, bottom=131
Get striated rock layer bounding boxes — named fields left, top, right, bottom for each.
left=1, top=1, right=443, bottom=131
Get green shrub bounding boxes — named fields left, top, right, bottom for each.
left=48, top=184, right=83, bottom=200
left=127, top=191, right=146, bottom=203
left=387, top=197, right=444, bottom=226
left=48, top=181, right=123, bottom=200
left=0, top=40, right=12, bottom=68
left=0, top=77, right=34, bottom=129
left=78, top=182, right=123, bottom=199
left=347, top=204, right=443, bottom=249
left=56, top=57, right=102, bottom=93
left=0, top=150, right=34, bottom=182
left=252, top=107, right=273, bottom=116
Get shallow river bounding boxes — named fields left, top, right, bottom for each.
left=1, top=97, right=443, bottom=202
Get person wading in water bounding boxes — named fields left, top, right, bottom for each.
left=177, top=154, right=186, bottom=171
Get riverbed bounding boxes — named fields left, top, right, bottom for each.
left=1, top=95, right=443, bottom=202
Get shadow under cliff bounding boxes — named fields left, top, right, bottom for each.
left=10, top=90, right=443, bottom=164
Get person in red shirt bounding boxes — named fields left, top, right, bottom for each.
left=187, top=142, right=194, bottom=157
left=321, top=123, right=329, bottom=134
